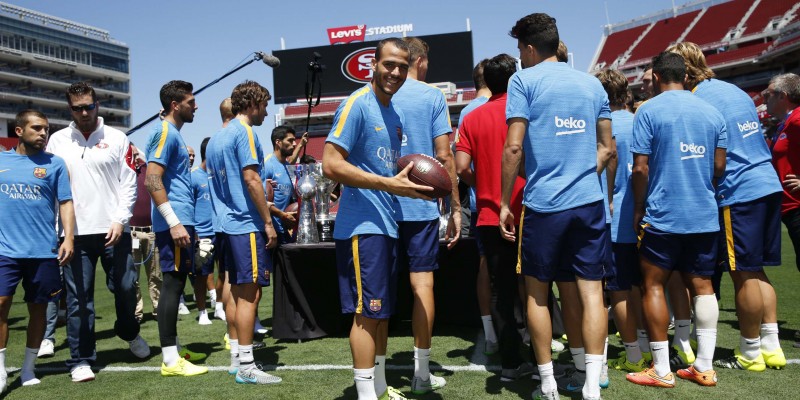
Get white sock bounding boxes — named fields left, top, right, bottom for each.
left=215, top=301, right=225, bottom=313
left=603, top=337, right=608, bottom=364
left=570, top=347, right=585, bottom=371
left=693, top=295, right=719, bottom=372
left=760, top=323, right=781, bottom=352
left=583, top=354, right=603, bottom=399
left=481, top=315, right=498, bottom=343
left=414, top=346, right=430, bottom=379
left=374, top=355, right=387, bottom=396
left=162, top=345, right=179, bottom=367
left=740, top=336, right=761, bottom=360
left=0, top=347, right=6, bottom=371
left=21, top=347, right=39, bottom=385
left=624, top=341, right=642, bottom=363
left=650, top=341, right=670, bottom=377
left=239, top=344, right=254, bottom=366
left=180, top=295, right=186, bottom=305
left=198, top=309, right=208, bottom=317
left=354, top=367, right=377, bottom=400
left=637, top=329, right=651, bottom=354
left=672, top=319, right=692, bottom=353
left=209, top=289, right=217, bottom=302
left=538, top=362, right=557, bottom=393
left=230, top=339, right=239, bottom=366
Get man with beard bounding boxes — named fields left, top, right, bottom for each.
left=264, top=125, right=299, bottom=244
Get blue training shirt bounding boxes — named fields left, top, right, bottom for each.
left=392, top=78, right=452, bottom=221
left=506, top=61, right=611, bottom=213
left=263, top=153, right=295, bottom=233
left=206, top=128, right=227, bottom=233
left=458, top=95, right=490, bottom=213
left=191, top=167, right=214, bottom=237
left=326, top=84, right=404, bottom=239
left=205, top=119, right=267, bottom=235
left=0, top=150, right=72, bottom=258
left=145, top=120, right=195, bottom=232
left=609, top=110, right=637, bottom=243
left=692, top=79, right=781, bottom=206
left=631, top=90, right=728, bottom=234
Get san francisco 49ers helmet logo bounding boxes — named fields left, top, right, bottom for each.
left=342, top=48, right=376, bottom=84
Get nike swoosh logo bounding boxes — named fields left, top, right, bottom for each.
left=0, top=169, right=9, bottom=173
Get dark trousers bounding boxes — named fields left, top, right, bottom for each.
left=783, top=207, right=800, bottom=272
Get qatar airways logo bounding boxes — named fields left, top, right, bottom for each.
left=737, top=120, right=760, bottom=138
left=376, top=146, right=399, bottom=172
left=0, top=183, right=43, bottom=200
left=680, top=141, right=706, bottom=160
left=554, top=116, right=587, bottom=135
left=342, top=48, right=375, bottom=83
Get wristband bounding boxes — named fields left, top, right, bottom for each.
left=157, top=202, right=181, bottom=228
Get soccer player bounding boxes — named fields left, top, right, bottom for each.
left=0, top=110, right=74, bottom=393
left=389, top=36, right=460, bottom=395
left=264, top=125, right=299, bottom=244
left=45, top=82, right=147, bottom=381
left=667, top=42, right=786, bottom=371
left=501, top=13, right=614, bottom=400
left=191, top=138, right=216, bottom=326
left=626, top=52, right=727, bottom=388
left=456, top=53, right=532, bottom=381
left=596, top=69, right=647, bottom=373
left=145, top=80, right=207, bottom=377
left=323, top=37, right=433, bottom=400
left=206, top=80, right=279, bottom=385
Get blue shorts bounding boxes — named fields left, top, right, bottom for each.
left=605, top=243, right=641, bottom=291
left=637, top=224, right=718, bottom=276
left=214, top=232, right=227, bottom=277
left=336, top=235, right=398, bottom=319
left=718, top=193, right=782, bottom=272
left=398, top=219, right=439, bottom=272
left=0, top=256, right=62, bottom=303
left=155, top=225, right=196, bottom=275
left=225, top=231, right=271, bottom=287
left=519, top=201, right=608, bottom=282
left=196, top=235, right=216, bottom=276
left=469, top=213, right=485, bottom=256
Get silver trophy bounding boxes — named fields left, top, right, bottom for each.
left=295, top=164, right=319, bottom=244
left=311, top=163, right=337, bottom=242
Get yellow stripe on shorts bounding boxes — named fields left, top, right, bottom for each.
left=723, top=206, right=736, bottom=271
left=250, top=233, right=258, bottom=283
left=352, top=236, right=363, bottom=314
left=516, top=208, right=525, bottom=275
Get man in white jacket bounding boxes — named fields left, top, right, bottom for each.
left=45, top=82, right=150, bottom=383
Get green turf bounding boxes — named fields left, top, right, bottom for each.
left=2, top=230, right=800, bottom=399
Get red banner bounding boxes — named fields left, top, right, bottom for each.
left=327, top=25, right=366, bottom=45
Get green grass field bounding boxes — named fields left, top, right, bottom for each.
left=3, top=231, right=800, bottom=399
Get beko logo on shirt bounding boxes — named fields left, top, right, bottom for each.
left=0, top=183, right=43, bottom=200
left=680, top=141, right=706, bottom=160
left=737, top=120, right=760, bottom=138
left=554, top=116, right=586, bottom=135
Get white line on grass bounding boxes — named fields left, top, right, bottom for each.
left=4, top=364, right=502, bottom=373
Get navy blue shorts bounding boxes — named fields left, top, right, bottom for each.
left=336, top=235, right=398, bottom=319
left=0, top=256, right=62, bottom=303
left=469, top=213, right=485, bottom=256
left=224, top=231, right=271, bottom=287
left=214, top=232, right=227, bottom=277
left=637, top=224, right=718, bottom=276
left=196, top=235, right=216, bottom=276
left=718, top=193, right=782, bottom=272
left=398, top=219, right=439, bottom=272
left=155, top=225, right=196, bottom=275
left=519, top=201, right=608, bottom=282
left=605, top=243, right=641, bottom=291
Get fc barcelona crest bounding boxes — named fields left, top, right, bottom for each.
left=369, top=298, right=382, bottom=312
left=33, top=167, right=46, bottom=178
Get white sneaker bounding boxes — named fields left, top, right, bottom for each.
left=214, top=306, right=226, bottom=321
left=129, top=335, right=151, bottom=359
left=21, top=377, right=40, bottom=386
left=38, top=339, right=55, bottom=358
left=178, top=302, right=190, bottom=315
left=1, top=369, right=7, bottom=393
left=254, top=320, right=268, bottom=335
left=411, top=374, right=446, bottom=394
left=198, top=312, right=212, bottom=326
left=551, top=339, right=565, bottom=353
left=71, top=364, right=95, bottom=382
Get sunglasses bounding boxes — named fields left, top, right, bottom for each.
left=70, top=103, right=97, bottom=112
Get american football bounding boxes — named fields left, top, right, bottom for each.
left=397, top=153, right=452, bottom=198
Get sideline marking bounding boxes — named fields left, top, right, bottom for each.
left=3, top=364, right=501, bottom=373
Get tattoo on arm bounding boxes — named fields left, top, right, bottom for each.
left=145, top=174, right=164, bottom=193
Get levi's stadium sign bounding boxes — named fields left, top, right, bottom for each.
left=327, top=23, right=414, bottom=45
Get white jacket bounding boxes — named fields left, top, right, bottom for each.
left=47, top=117, right=137, bottom=235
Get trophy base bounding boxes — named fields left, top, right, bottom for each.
left=317, top=219, right=335, bottom=242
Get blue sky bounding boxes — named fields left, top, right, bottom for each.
left=10, top=0, right=695, bottom=154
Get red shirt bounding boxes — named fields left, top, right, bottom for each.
left=129, top=164, right=152, bottom=227
left=456, top=93, right=525, bottom=226
left=771, top=106, right=800, bottom=216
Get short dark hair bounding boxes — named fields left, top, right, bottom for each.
left=651, top=52, right=686, bottom=85
left=375, top=38, right=410, bottom=61
left=403, top=37, right=429, bottom=63
left=271, top=125, right=296, bottom=148
left=483, top=54, right=517, bottom=94
left=159, top=80, right=193, bottom=110
left=200, top=137, right=210, bottom=162
left=595, top=69, right=629, bottom=107
left=510, top=13, right=559, bottom=58
left=66, top=81, right=97, bottom=104
left=230, top=80, right=271, bottom=115
left=300, top=154, right=316, bottom=164
left=15, top=109, right=47, bottom=129
left=472, top=59, right=489, bottom=89
left=556, top=41, right=569, bottom=63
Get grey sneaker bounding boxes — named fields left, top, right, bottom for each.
left=129, top=335, right=150, bottom=359
left=532, top=385, right=560, bottom=399
left=501, top=362, right=535, bottom=382
left=556, top=369, right=585, bottom=392
left=234, top=364, right=282, bottom=385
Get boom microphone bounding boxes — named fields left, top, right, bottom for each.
left=257, top=52, right=280, bottom=68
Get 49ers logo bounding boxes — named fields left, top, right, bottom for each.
left=342, top=48, right=376, bottom=83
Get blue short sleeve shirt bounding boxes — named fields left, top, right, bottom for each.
left=145, top=120, right=194, bottom=231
